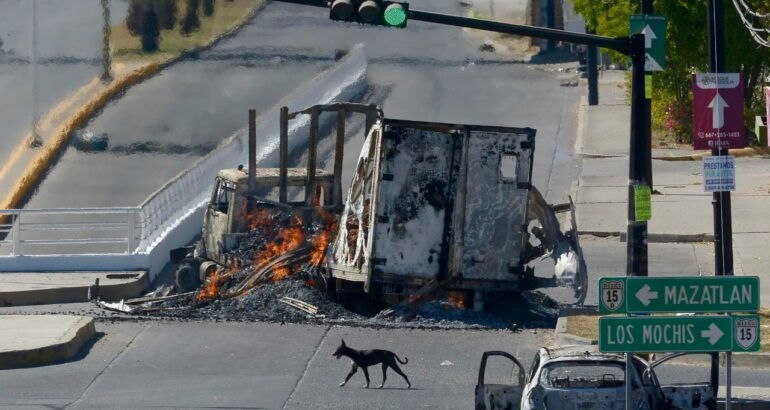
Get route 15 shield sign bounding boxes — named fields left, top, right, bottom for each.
left=735, top=317, right=759, bottom=350
left=601, top=280, right=624, bottom=312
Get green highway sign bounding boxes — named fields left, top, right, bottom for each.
left=599, top=315, right=760, bottom=353
left=630, top=15, right=666, bottom=71
left=599, top=276, right=760, bottom=314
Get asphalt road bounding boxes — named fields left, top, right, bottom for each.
left=0, top=320, right=546, bottom=409
left=0, top=316, right=767, bottom=408
left=26, top=0, right=578, bottom=208
left=0, top=0, right=128, bottom=197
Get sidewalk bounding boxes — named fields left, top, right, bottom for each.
left=0, top=315, right=94, bottom=369
left=574, top=70, right=770, bottom=307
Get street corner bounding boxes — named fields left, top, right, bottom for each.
left=0, top=315, right=96, bottom=370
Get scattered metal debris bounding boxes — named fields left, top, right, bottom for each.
left=279, top=296, right=319, bottom=315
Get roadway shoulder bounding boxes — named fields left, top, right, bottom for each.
left=0, top=315, right=95, bottom=369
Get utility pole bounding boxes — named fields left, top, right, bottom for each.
left=29, top=0, right=42, bottom=148
left=708, top=1, right=733, bottom=407
left=626, top=33, right=648, bottom=409
left=587, top=29, right=598, bottom=106
left=627, top=32, right=649, bottom=280
left=707, top=0, right=733, bottom=277
left=545, top=0, right=555, bottom=51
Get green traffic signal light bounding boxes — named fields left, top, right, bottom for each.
left=329, top=0, right=408, bottom=27
left=383, top=3, right=407, bottom=27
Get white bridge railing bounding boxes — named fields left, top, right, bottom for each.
left=0, top=208, right=142, bottom=256
left=0, top=45, right=367, bottom=277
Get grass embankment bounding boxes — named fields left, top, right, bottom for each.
left=111, top=0, right=261, bottom=63
left=567, top=309, right=770, bottom=353
left=0, top=0, right=263, bottom=212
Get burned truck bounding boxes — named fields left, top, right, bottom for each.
left=171, top=103, right=586, bottom=309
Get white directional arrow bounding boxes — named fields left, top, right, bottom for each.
left=642, top=24, right=657, bottom=49
left=635, top=284, right=658, bottom=306
left=701, top=323, right=724, bottom=345
left=708, top=93, right=729, bottom=129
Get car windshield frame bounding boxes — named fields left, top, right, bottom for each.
left=537, top=359, right=631, bottom=390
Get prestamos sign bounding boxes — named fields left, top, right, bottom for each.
left=703, top=155, right=735, bottom=192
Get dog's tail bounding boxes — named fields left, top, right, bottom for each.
left=395, top=354, right=408, bottom=365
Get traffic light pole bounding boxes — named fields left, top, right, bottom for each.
left=641, top=0, right=653, bottom=190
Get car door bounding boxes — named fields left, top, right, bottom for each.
left=650, top=353, right=717, bottom=409
left=475, top=351, right=526, bottom=410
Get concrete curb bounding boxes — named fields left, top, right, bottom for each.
left=0, top=1, right=266, bottom=211
left=0, top=271, right=148, bottom=306
left=578, top=231, right=715, bottom=243
left=654, top=146, right=770, bottom=162
left=0, top=315, right=95, bottom=370
left=554, top=310, right=770, bottom=368
left=574, top=95, right=588, bottom=156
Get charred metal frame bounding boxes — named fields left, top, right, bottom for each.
left=279, top=103, right=383, bottom=210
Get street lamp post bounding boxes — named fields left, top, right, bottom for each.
left=30, top=0, right=42, bottom=148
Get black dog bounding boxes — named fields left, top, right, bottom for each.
left=332, top=339, right=411, bottom=389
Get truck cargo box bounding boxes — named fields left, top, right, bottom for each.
left=328, top=118, right=536, bottom=294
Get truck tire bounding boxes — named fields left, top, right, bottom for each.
left=175, top=260, right=201, bottom=292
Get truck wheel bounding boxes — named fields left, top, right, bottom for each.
left=175, top=260, right=201, bottom=292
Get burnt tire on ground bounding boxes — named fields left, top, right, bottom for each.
left=175, top=261, right=201, bottom=292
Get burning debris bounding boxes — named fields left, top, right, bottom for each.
left=192, top=205, right=337, bottom=303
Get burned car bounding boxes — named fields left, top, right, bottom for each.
left=475, top=346, right=718, bottom=410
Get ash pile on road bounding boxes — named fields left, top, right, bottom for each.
left=99, top=277, right=558, bottom=330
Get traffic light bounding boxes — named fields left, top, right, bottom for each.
left=329, top=0, right=409, bottom=28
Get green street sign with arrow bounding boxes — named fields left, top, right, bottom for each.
left=599, top=315, right=760, bottom=353
left=599, top=276, right=760, bottom=314
left=630, top=15, right=666, bottom=71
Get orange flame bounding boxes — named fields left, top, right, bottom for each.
left=259, top=225, right=305, bottom=281
left=447, top=291, right=466, bottom=309
left=195, top=259, right=238, bottom=302
left=236, top=200, right=339, bottom=286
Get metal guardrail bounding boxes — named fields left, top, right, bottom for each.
left=0, top=208, right=141, bottom=256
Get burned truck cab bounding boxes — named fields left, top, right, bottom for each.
left=173, top=167, right=337, bottom=292
left=204, top=167, right=337, bottom=265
